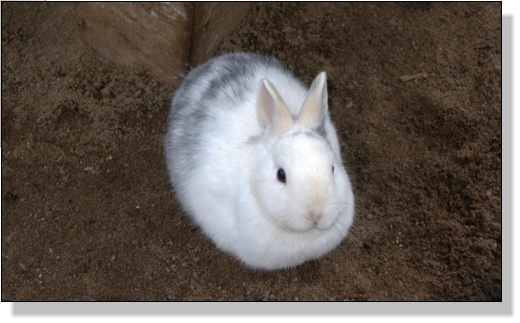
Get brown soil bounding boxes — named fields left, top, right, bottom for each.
left=1, top=2, right=501, bottom=301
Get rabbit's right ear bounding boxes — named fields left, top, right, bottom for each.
left=256, top=79, right=294, bottom=137
left=298, top=72, right=328, bottom=131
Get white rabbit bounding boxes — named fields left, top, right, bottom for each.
left=165, top=52, right=354, bottom=270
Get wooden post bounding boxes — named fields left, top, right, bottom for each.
left=76, top=2, right=193, bottom=87
left=190, top=2, right=253, bottom=67
left=75, top=2, right=252, bottom=86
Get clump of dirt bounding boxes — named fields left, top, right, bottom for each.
left=2, top=2, right=501, bottom=301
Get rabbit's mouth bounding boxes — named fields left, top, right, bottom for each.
left=313, top=211, right=344, bottom=231
left=287, top=217, right=336, bottom=233
left=270, top=208, right=340, bottom=233
left=313, top=221, right=336, bottom=231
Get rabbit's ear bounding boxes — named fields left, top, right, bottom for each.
left=298, top=72, right=328, bottom=131
left=256, top=79, right=294, bottom=137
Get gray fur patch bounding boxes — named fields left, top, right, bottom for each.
left=202, top=67, right=249, bottom=102
left=182, top=61, right=213, bottom=91
left=201, top=52, right=286, bottom=102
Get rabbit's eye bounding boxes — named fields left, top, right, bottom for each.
left=277, top=168, right=286, bottom=184
left=332, top=165, right=335, bottom=173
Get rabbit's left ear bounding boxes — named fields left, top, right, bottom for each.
left=257, top=79, right=294, bottom=137
left=298, top=72, right=328, bottom=131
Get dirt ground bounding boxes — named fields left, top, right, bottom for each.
left=2, top=2, right=501, bottom=301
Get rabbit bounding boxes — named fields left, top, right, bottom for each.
left=165, top=52, right=354, bottom=270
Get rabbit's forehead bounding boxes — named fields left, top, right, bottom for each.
left=275, top=132, right=333, bottom=167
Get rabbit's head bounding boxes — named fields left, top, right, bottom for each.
left=252, top=73, right=354, bottom=234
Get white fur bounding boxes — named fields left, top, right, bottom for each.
left=165, top=53, right=355, bottom=270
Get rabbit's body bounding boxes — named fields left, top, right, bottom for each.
left=165, top=53, right=354, bottom=270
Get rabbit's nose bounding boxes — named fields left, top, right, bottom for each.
left=309, top=210, right=323, bottom=223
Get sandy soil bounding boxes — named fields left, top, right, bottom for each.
left=2, top=2, right=501, bottom=301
